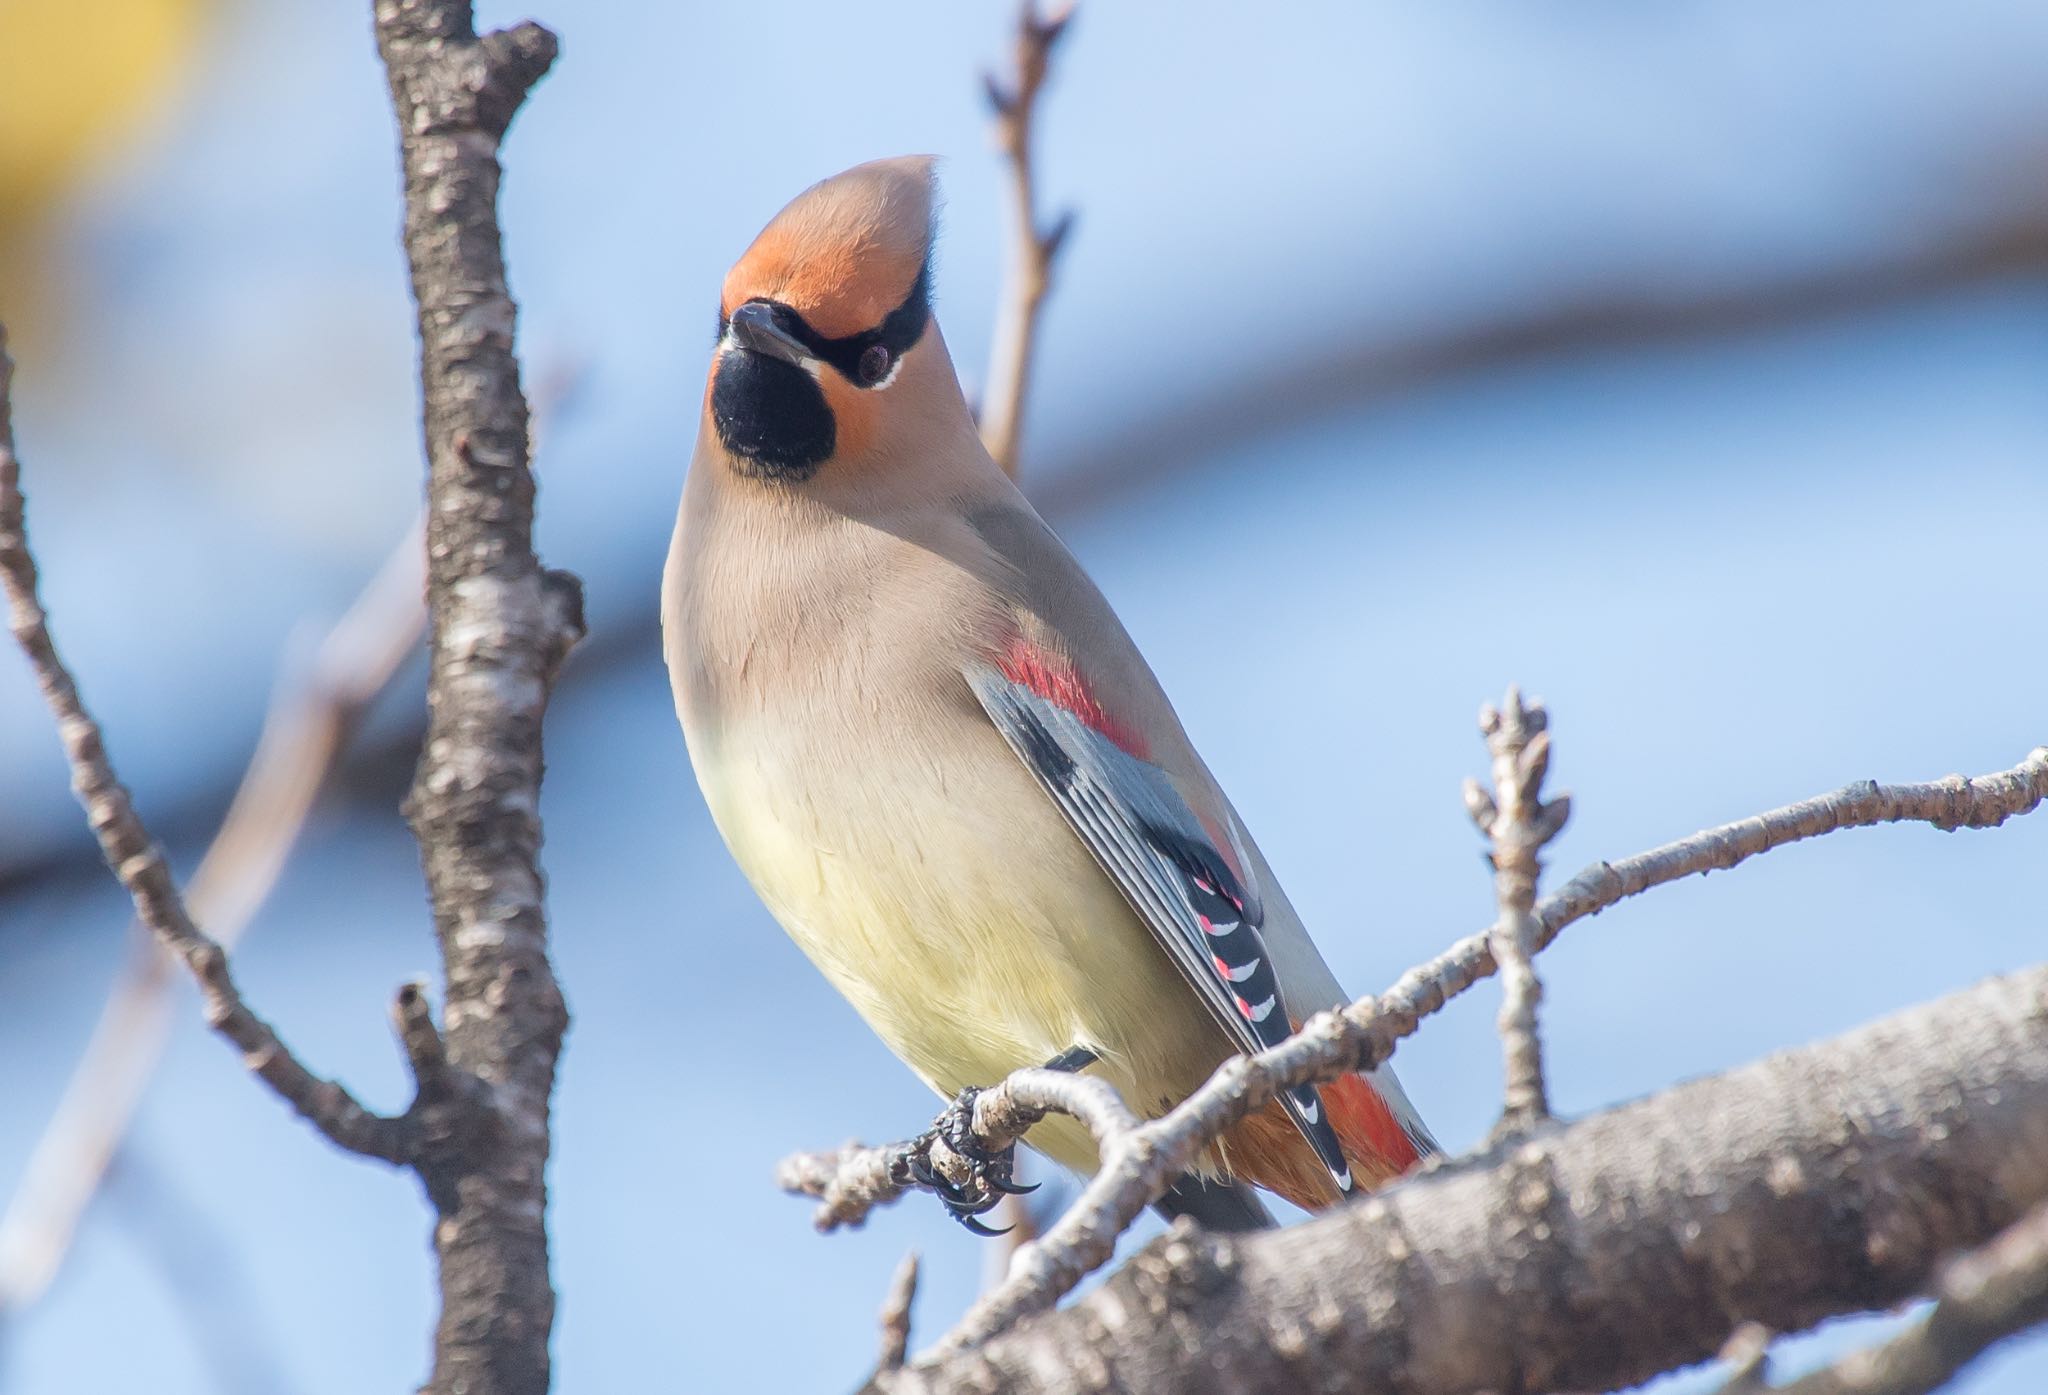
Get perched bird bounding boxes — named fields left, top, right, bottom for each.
left=664, top=156, right=1434, bottom=1231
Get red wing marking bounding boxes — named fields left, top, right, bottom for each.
left=995, top=636, right=1151, bottom=758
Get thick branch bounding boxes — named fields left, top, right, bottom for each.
left=978, top=0, right=1076, bottom=478
left=372, top=3, right=578, bottom=1393
left=0, top=324, right=410, bottom=1171
left=1758, top=1199, right=2048, bottom=1395
left=876, top=964, right=2048, bottom=1394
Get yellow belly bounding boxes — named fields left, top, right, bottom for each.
left=696, top=713, right=1227, bottom=1176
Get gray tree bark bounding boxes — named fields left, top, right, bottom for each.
left=373, top=4, right=580, bottom=1393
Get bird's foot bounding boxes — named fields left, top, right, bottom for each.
left=890, top=1087, right=1039, bottom=1237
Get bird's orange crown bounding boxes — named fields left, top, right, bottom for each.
left=721, top=155, right=936, bottom=340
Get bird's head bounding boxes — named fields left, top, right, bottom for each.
left=707, top=156, right=957, bottom=484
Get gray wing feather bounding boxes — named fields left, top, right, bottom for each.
left=968, top=666, right=1356, bottom=1195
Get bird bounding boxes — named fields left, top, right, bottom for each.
left=663, top=156, right=1434, bottom=1232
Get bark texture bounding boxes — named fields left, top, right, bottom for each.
left=372, top=4, right=580, bottom=1393
left=877, top=965, right=2048, bottom=1394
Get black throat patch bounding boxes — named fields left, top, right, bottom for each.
left=711, top=351, right=835, bottom=481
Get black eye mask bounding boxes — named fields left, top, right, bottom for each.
left=721, top=258, right=931, bottom=388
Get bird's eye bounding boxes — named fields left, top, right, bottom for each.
left=857, top=343, right=892, bottom=385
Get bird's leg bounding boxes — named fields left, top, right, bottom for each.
left=927, top=1087, right=1022, bottom=1235
left=906, top=1048, right=1097, bottom=1237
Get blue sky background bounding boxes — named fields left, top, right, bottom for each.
left=1, top=2, right=2045, bottom=1391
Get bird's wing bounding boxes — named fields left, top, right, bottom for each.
left=965, top=656, right=1359, bottom=1199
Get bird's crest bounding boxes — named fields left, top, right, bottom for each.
left=723, top=155, right=937, bottom=342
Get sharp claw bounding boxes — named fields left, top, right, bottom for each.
left=953, top=1211, right=1013, bottom=1238
left=960, top=1189, right=1004, bottom=1217
left=912, top=1155, right=981, bottom=1209
left=913, top=1083, right=1035, bottom=1234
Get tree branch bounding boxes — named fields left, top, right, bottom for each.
left=371, top=3, right=578, bottom=1392
left=1746, top=1198, right=2048, bottom=1395
left=1463, top=685, right=1571, bottom=1129
left=0, top=323, right=412, bottom=1170
left=778, top=1069, right=1137, bottom=1233
left=0, top=516, right=424, bottom=1315
left=876, top=1250, right=922, bottom=1375
left=778, top=746, right=2048, bottom=1353
left=874, top=964, right=2048, bottom=1393
left=978, top=0, right=1076, bottom=478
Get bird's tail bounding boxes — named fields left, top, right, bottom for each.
left=1327, top=1066, right=1436, bottom=1176
left=1222, top=1064, right=1435, bottom=1212
left=1152, top=1173, right=1275, bottom=1231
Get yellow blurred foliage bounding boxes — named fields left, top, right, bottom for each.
left=0, top=0, right=204, bottom=344
left=0, top=0, right=204, bottom=223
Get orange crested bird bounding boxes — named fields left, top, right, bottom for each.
left=663, top=157, right=1434, bottom=1231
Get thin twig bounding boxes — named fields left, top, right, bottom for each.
left=781, top=744, right=2048, bottom=1354
left=1463, top=685, right=1571, bottom=1129
left=1744, top=1200, right=2048, bottom=1395
left=0, top=516, right=424, bottom=1314
left=876, top=1250, right=922, bottom=1374
left=0, top=322, right=411, bottom=1171
left=978, top=0, right=1076, bottom=478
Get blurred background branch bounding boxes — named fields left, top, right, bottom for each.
left=0, top=323, right=413, bottom=1165
left=0, top=514, right=422, bottom=1315
left=0, top=346, right=579, bottom=1322
left=976, top=0, right=1075, bottom=480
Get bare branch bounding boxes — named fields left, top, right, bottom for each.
left=978, top=0, right=1077, bottom=478
left=1026, top=211, right=2048, bottom=526
left=1465, top=685, right=1571, bottom=1128
left=874, top=965, right=2048, bottom=1394
left=0, top=517, right=424, bottom=1315
left=781, top=744, right=2048, bottom=1355
left=391, top=981, right=455, bottom=1097
left=0, top=323, right=411, bottom=1171
left=876, top=1250, right=922, bottom=1375
left=1752, top=1199, right=2048, bottom=1395
left=776, top=1139, right=910, bottom=1233
left=371, top=1, right=577, bottom=1390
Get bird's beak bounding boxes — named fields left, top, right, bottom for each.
left=727, top=301, right=812, bottom=367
